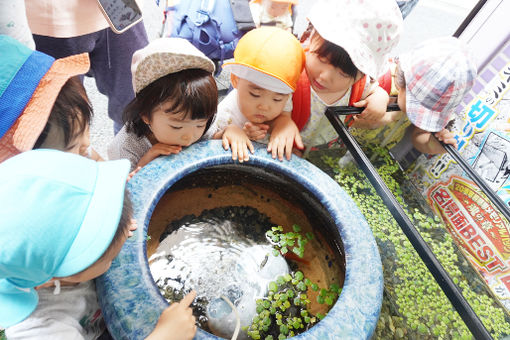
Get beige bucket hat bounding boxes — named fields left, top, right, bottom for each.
left=131, top=37, right=216, bottom=94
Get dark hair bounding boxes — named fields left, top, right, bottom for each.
left=97, top=188, right=133, bottom=262
left=34, top=76, right=92, bottom=149
left=124, top=69, right=218, bottom=138
left=301, top=23, right=359, bottom=79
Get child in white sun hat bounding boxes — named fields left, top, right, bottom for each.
left=395, top=36, right=476, bottom=154
left=204, top=26, right=305, bottom=162
left=263, top=0, right=403, bottom=158
left=108, top=37, right=218, bottom=172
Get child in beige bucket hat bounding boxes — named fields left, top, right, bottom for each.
left=108, top=37, right=218, bottom=171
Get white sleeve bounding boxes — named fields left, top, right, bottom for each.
left=204, top=90, right=238, bottom=139
left=5, top=282, right=102, bottom=340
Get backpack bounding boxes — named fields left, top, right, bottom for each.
left=171, top=0, right=254, bottom=68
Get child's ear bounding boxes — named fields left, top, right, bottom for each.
left=230, top=74, right=239, bottom=89
left=141, top=115, right=150, bottom=125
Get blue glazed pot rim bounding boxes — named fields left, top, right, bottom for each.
left=97, top=140, right=383, bottom=340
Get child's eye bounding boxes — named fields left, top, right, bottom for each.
left=249, top=92, right=260, bottom=98
left=170, top=125, right=183, bottom=129
left=337, top=70, right=349, bottom=77
left=196, top=124, right=206, bottom=128
left=273, top=98, right=283, bottom=102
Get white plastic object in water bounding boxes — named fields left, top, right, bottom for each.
left=206, top=245, right=289, bottom=339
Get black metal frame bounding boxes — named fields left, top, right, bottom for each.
left=441, top=142, right=510, bottom=222
left=325, top=107, right=493, bottom=340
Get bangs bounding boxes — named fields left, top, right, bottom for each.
left=163, top=70, right=218, bottom=121
left=124, top=69, right=218, bottom=137
left=312, top=34, right=359, bottom=79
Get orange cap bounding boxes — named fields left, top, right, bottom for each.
left=223, top=27, right=305, bottom=93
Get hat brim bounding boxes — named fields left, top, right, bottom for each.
left=0, top=53, right=90, bottom=163
left=54, top=158, right=130, bottom=277
left=223, top=63, right=294, bottom=94
left=406, top=91, right=448, bottom=132
left=0, top=281, right=38, bottom=328
left=311, top=27, right=378, bottom=79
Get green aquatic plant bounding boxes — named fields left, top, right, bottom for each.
left=245, top=270, right=342, bottom=340
left=320, top=146, right=510, bottom=339
left=266, top=225, right=313, bottom=259
left=245, top=225, right=339, bottom=339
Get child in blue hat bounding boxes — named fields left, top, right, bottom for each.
left=0, top=150, right=197, bottom=340
left=0, top=35, right=101, bottom=162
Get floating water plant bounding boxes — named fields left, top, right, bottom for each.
left=244, top=226, right=340, bottom=339
left=266, top=225, right=314, bottom=259
left=317, top=146, right=510, bottom=339
left=245, top=270, right=342, bottom=340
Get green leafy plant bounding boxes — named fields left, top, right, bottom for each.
left=245, top=270, right=342, bottom=339
left=266, top=225, right=313, bottom=259
left=245, top=226, right=340, bottom=339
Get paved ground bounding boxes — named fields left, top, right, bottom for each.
left=88, top=0, right=477, bottom=159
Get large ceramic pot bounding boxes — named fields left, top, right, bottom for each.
left=96, top=140, right=383, bottom=340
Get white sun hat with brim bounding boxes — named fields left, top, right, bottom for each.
left=131, top=37, right=216, bottom=94
left=308, top=0, right=403, bottom=79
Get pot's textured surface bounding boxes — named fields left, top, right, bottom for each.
left=96, top=140, right=383, bottom=340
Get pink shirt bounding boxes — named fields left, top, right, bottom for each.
left=25, top=0, right=109, bottom=38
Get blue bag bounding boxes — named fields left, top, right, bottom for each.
left=171, top=0, right=244, bottom=64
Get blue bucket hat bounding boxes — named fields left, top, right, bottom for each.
left=0, top=35, right=90, bottom=162
left=0, top=149, right=130, bottom=328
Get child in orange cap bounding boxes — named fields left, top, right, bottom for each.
left=204, top=26, right=305, bottom=162
left=249, top=0, right=297, bottom=32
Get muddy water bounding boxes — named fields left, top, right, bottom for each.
left=146, top=167, right=345, bottom=338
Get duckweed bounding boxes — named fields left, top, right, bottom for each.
left=319, top=146, right=510, bottom=339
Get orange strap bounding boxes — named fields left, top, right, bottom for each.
left=292, top=70, right=393, bottom=130
left=344, top=75, right=367, bottom=127
left=378, top=68, right=393, bottom=95
left=291, top=70, right=311, bottom=131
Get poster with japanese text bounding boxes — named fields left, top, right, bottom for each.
left=409, top=40, right=510, bottom=311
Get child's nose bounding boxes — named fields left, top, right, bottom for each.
left=257, top=101, right=270, bottom=111
left=181, top=132, right=193, bottom=144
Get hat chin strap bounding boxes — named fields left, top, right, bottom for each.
left=53, top=280, right=61, bottom=295
left=227, top=65, right=293, bottom=94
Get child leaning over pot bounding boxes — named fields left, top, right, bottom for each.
left=394, top=36, right=476, bottom=155
left=0, top=35, right=101, bottom=163
left=107, top=38, right=218, bottom=172
left=0, top=150, right=197, bottom=340
left=204, top=26, right=305, bottom=162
